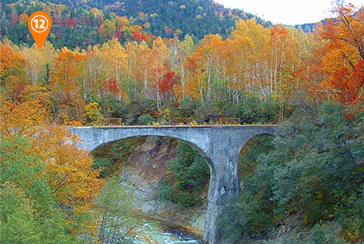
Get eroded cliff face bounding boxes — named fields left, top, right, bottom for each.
left=118, top=136, right=207, bottom=237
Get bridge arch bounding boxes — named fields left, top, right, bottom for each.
left=237, top=132, right=275, bottom=157
left=237, top=133, right=275, bottom=189
left=91, top=134, right=216, bottom=176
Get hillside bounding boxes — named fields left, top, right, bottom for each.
left=84, top=0, right=271, bottom=39
left=0, top=0, right=270, bottom=48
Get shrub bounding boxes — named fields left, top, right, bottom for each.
left=92, top=139, right=137, bottom=178
left=237, top=95, right=280, bottom=124
left=110, top=141, right=132, bottom=161
left=93, top=157, right=112, bottom=177
left=159, top=141, right=209, bottom=207
left=84, top=102, right=104, bottom=125
left=308, top=224, right=327, bottom=244
left=137, top=114, right=155, bottom=125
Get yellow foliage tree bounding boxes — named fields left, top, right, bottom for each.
left=84, top=102, right=104, bottom=125
left=50, top=47, right=87, bottom=101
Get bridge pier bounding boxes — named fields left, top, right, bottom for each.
left=204, top=138, right=241, bottom=244
left=68, top=126, right=276, bottom=244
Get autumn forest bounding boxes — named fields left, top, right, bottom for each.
left=1, top=0, right=364, bottom=243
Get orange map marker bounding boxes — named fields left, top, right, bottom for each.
left=28, top=11, right=52, bottom=49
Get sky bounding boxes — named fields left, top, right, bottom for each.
left=214, top=0, right=364, bottom=25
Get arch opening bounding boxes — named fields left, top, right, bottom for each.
left=238, top=133, right=275, bottom=183
left=91, top=135, right=213, bottom=242
left=218, top=133, right=276, bottom=243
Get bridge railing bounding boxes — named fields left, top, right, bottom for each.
left=103, top=118, right=123, bottom=125
left=171, top=118, right=195, bottom=125
left=219, top=118, right=241, bottom=125
left=74, top=117, right=269, bottom=126
left=172, top=118, right=241, bottom=125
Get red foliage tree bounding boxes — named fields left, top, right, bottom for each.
left=330, top=60, right=364, bottom=105
left=165, top=26, right=173, bottom=34
left=102, top=78, right=119, bottom=95
left=157, top=71, right=180, bottom=100
left=114, top=29, right=123, bottom=40
left=131, top=30, right=147, bottom=42
left=66, top=16, right=77, bottom=29
left=11, top=12, right=18, bottom=27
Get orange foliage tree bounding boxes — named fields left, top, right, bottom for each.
left=0, top=42, right=28, bottom=99
left=50, top=47, right=88, bottom=124
left=317, top=3, right=364, bottom=106
left=50, top=47, right=87, bottom=101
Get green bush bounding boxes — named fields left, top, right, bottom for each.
left=217, top=197, right=246, bottom=243
left=338, top=185, right=364, bottom=242
left=308, top=224, right=327, bottom=244
left=125, top=98, right=157, bottom=125
left=92, top=139, right=136, bottom=178
left=95, top=176, right=134, bottom=243
left=92, top=157, right=112, bottom=177
left=137, top=114, right=156, bottom=125
left=219, top=141, right=278, bottom=240
left=110, top=141, right=132, bottom=160
left=307, top=223, right=344, bottom=244
left=159, top=180, right=174, bottom=199
left=0, top=136, right=77, bottom=244
left=268, top=103, right=364, bottom=225
left=236, top=95, right=277, bottom=124
left=159, top=141, right=209, bottom=207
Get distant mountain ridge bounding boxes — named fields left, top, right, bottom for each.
left=83, top=0, right=272, bottom=39
left=295, top=22, right=319, bottom=32
left=0, top=0, right=272, bottom=48
left=1, top=0, right=322, bottom=50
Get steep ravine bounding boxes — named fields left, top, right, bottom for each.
left=117, top=136, right=207, bottom=238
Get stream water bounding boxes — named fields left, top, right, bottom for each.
left=126, top=219, right=203, bottom=244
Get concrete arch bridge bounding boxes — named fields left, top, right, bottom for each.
left=68, top=125, right=277, bottom=244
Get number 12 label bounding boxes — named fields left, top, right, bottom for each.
left=31, top=15, right=49, bottom=33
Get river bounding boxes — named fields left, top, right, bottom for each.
left=125, top=218, right=203, bottom=244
